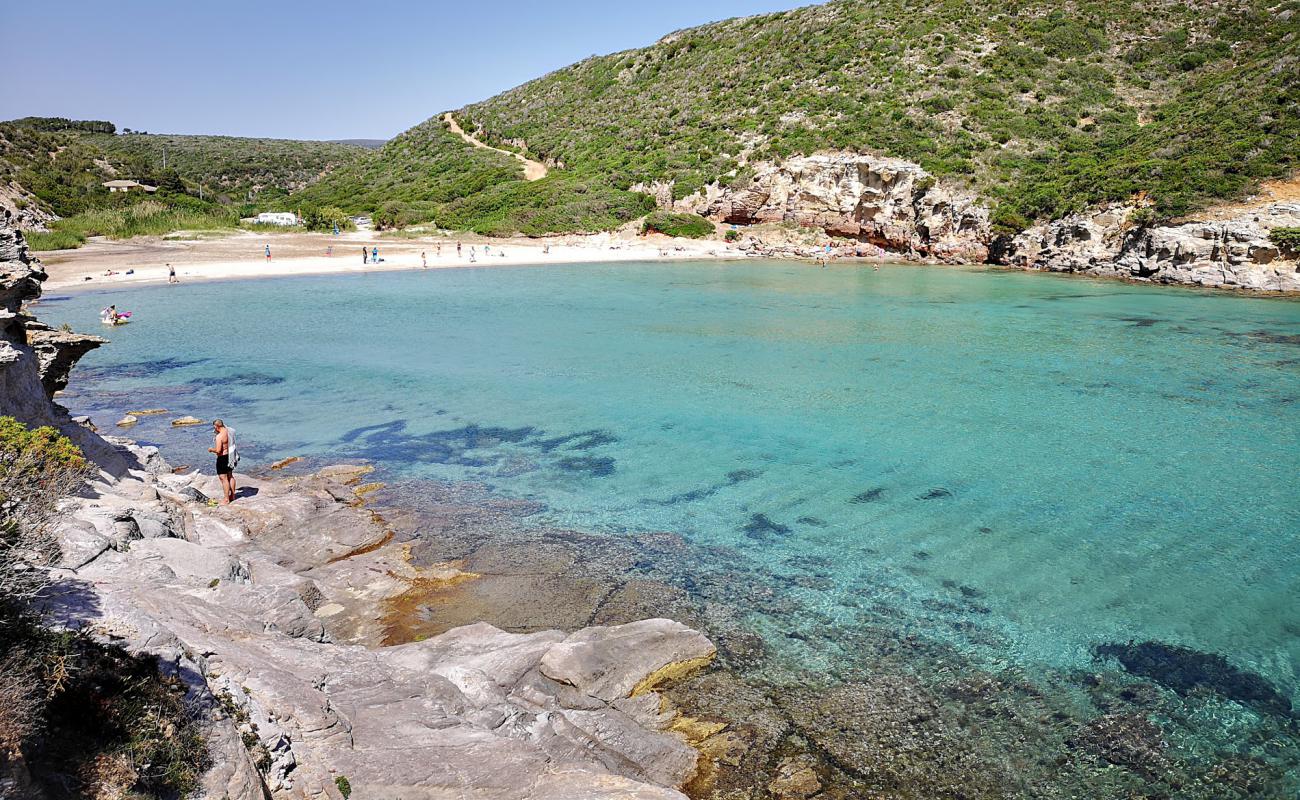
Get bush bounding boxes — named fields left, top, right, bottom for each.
left=724, top=228, right=741, bottom=242
left=1268, top=226, right=1300, bottom=252
left=1127, top=206, right=1160, bottom=228
left=25, top=202, right=240, bottom=251
left=641, top=211, right=714, bottom=238
left=989, top=205, right=1031, bottom=237
left=0, top=418, right=209, bottom=798
left=301, top=204, right=353, bottom=232
left=0, top=417, right=93, bottom=610
left=0, top=624, right=211, bottom=798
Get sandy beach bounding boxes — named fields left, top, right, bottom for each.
left=38, top=228, right=743, bottom=291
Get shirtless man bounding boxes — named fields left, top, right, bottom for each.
left=208, top=419, right=236, bottom=504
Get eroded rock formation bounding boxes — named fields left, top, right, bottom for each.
left=647, top=152, right=1300, bottom=291
left=1000, top=202, right=1300, bottom=292
left=0, top=222, right=120, bottom=470
left=649, top=153, right=991, bottom=262
left=48, top=459, right=716, bottom=799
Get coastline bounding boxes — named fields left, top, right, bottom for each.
left=13, top=207, right=1299, bottom=796
left=38, top=229, right=746, bottom=292
left=36, top=226, right=1300, bottom=299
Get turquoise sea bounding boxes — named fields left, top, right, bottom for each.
left=41, top=260, right=1300, bottom=790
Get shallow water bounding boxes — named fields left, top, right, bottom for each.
left=43, top=261, right=1300, bottom=781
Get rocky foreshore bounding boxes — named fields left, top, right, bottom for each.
left=46, top=448, right=717, bottom=799
left=3, top=220, right=720, bottom=799
left=647, top=153, right=1300, bottom=292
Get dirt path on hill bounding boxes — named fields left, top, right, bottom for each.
left=443, top=113, right=548, bottom=181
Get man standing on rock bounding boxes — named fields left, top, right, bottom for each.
left=209, top=419, right=237, bottom=504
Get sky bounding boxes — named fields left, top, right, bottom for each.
left=1, top=0, right=804, bottom=141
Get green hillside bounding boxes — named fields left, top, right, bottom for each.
left=88, top=132, right=369, bottom=203
left=293, top=116, right=655, bottom=235
left=2, top=119, right=369, bottom=210
left=316, top=0, right=1294, bottom=235
left=0, top=119, right=371, bottom=248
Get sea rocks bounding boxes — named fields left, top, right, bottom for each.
left=23, top=318, right=106, bottom=396
left=767, top=757, right=823, bottom=799
left=171, top=415, right=205, bottom=427
left=1094, top=640, right=1295, bottom=720
left=1068, top=712, right=1168, bottom=779
left=116, top=414, right=138, bottom=427
left=0, top=221, right=126, bottom=473
left=540, top=619, right=716, bottom=702
left=46, top=463, right=713, bottom=799
left=1001, top=202, right=1300, bottom=291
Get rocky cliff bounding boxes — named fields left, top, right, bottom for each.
left=999, top=201, right=1300, bottom=292
left=0, top=222, right=123, bottom=470
left=643, top=153, right=992, bottom=263
left=650, top=153, right=1300, bottom=292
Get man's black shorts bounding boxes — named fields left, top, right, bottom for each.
left=216, top=454, right=232, bottom=475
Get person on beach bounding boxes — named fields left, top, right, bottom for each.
left=167, top=263, right=177, bottom=284
left=372, top=246, right=379, bottom=263
left=457, top=242, right=462, bottom=258
left=436, top=243, right=442, bottom=257
left=363, top=247, right=368, bottom=264
left=265, top=244, right=271, bottom=262
left=469, top=247, right=477, bottom=263
left=208, top=419, right=237, bottom=504
left=421, top=251, right=427, bottom=268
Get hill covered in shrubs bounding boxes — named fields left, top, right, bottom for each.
left=318, top=0, right=1295, bottom=235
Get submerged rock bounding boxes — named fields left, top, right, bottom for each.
left=1094, top=640, right=1294, bottom=720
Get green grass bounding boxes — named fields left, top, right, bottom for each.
left=26, top=200, right=240, bottom=251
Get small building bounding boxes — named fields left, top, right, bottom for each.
left=253, top=212, right=300, bottom=226
left=102, top=179, right=158, bottom=193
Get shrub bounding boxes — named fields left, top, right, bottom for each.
left=1127, top=206, right=1160, bottom=228
left=335, top=775, right=353, bottom=798
left=301, top=204, right=353, bottom=232
left=989, top=205, right=1031, bottom=237
left=641, top=211, right=714, bottom=238
left=724, top=229, right=741, bottom=242
left=1268, top=226, right=1300, bottom=252
left=0, top=417, right=93, bottom=610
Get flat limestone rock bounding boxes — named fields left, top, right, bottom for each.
left=540, top=619, right=716, bottom=703
left=171, top=415, right=205, bottom=427
left=115, top=414, right=138, bottom=427
left=47, top=464, right=711, bottom=800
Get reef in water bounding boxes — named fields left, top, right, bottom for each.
left=1094, top=640, right=1295, bottom=720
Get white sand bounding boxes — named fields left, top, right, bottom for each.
left=39, top=229, right=743, bottom=291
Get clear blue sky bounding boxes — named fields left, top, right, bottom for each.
left=1, top=0, right=804, bottom=141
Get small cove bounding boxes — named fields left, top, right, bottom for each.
left=42, top=260, right=1300, bottom=794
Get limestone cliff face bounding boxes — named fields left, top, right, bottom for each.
left=645, top=151, right=1300, bottom=291
left=0, top=222, right=122, bottom=472
left=998, top=202, right=1300, bottom=292
left=647, top=153, right=992, bottom=262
